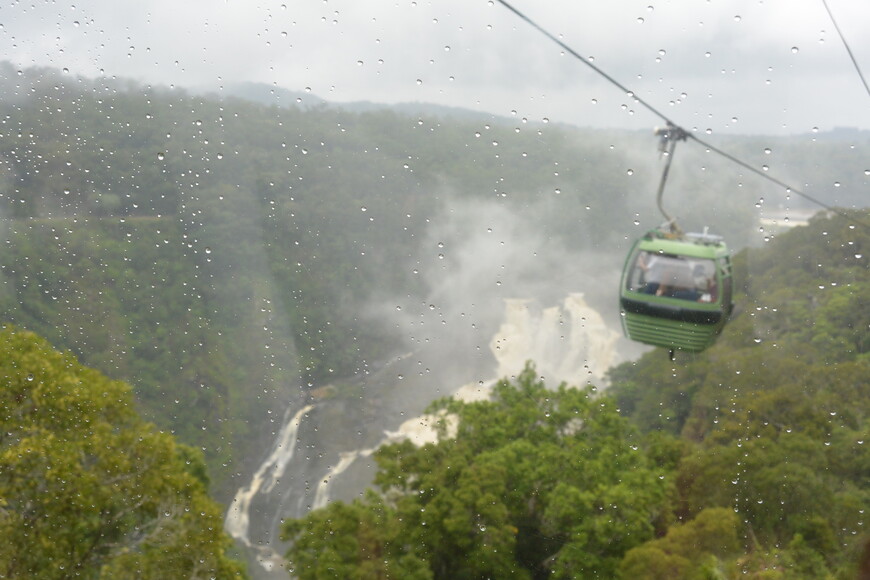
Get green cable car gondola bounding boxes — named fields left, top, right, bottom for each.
left=619, top=228, right=734, bottom=353
left=618, top=124, right=734, bottom=356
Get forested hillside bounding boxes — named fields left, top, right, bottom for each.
left=283, top=209, right=869, bottom=579
left=0, top=60, right=866, bottom=503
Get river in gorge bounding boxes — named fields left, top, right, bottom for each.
left=224, top=292, right=624, bottom=578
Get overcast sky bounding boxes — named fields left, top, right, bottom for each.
left=2, top=0, right=869, bottom=135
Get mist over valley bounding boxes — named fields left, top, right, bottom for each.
left=0, top=63, right=867, bottom=578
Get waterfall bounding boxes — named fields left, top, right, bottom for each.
left=312, top=449, right=374, bottom=510
left=490, top=293, right=620, bottom=387
left=225, top=293, right=620, bottom=578
left=225, top=404, right=313, bottom=552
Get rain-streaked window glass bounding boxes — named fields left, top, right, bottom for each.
left=0, top=1, right=867, bottom=579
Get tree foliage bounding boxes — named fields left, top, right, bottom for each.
left=284, top=210, right=870, bottom=579
left=0, top=62, right=868, bottom=577
left=0, top=63, right=864, bottom=487
left=0, top=325, right=245, bottom=579
left=618, top=507, right=741, bottom=579
left=284, top=364, right=670, bottom=579
left=609, top=209, right=870, bottom=578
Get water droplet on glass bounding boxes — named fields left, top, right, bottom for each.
left=157, top=152, right=165, bottom=160
left=791, top=46, right=799, bottom=53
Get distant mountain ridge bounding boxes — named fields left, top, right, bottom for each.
left=215, top=81, right=517, bottom=124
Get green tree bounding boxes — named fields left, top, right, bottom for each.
left=282, top=490, right=432, bottom=580
left=618, top=507, right=741, bottom=579
left=0, top=325, right=246, bottom=579
left=284, top=364, right=670, bottom=579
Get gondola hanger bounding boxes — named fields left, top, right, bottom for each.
left=653, top=123, right=688, bottom=237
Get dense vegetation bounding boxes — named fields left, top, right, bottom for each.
left=1, top=63, right=865, bottom=486
left=0, top=61, right=800, bottom=484
left=610, top=209, right=870, bottom=578
left=282, top=209, right=869, bottom=579
left=0, top=61, right=867, bottom=577
left=0, top=325, right=244, bottom=578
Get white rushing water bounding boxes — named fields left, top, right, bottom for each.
left=490, top=293, right=619, bottom=387
left=225, top=293, right=620, bottom=577
left=312, top=449, right=375, bottom=510
left=225, top=404, right=314, bottom=547
left=383, top=292, right=620, bottom=445
left=307, top=292, right=621, bottom=492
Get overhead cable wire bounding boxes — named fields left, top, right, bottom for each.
left=493, top=0, right=678, bottom=127
left=493, top=0, right=870, bottom=230
left=821, top=0, right=870, bottom=100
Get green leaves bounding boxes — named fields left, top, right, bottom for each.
left=0, top=326, right=245, bottom=579
left=618, top=507, right=741, bottom=580
left=608, top=210, right=870, bottom=578
left=282, top=490, right=432, bottom=580
left=284, top=364, right=669, bottom=579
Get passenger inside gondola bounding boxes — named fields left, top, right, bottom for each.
left=629, top=251, right=716, bottom=303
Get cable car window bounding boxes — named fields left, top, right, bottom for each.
left=627, top=251, right=717, bottom=303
